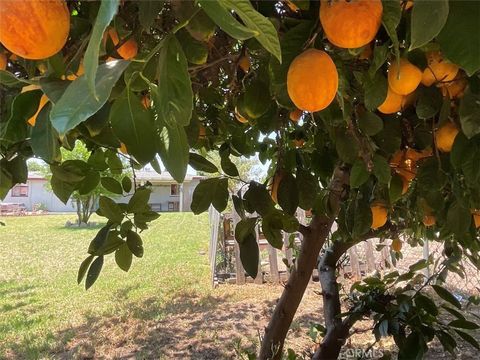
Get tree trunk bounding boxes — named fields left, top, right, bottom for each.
left=75, top=198, right=82, bottom=226
left=313, top=241, right=357, bottom=360
left=259, top=166, right=349, bottom=360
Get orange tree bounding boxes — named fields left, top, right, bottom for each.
left=1, top=1, right=480, bottom=359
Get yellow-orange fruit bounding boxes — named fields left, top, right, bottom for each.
left=422, top=51, right=459, bottom=87
left=370, top=203, right=388, bottom=230
left=119, top=143, right=128, bottom=154
left=270, top=172, right=284, bottom=204
left=141, top=95, right=151, bottom=109
left=472, top=210, right=480, bottom=228
left=287, top=49, right=338, bottom=112
left=390, top=150, right=415, bottom=181
left=378, top=86, right=404, bottom=114
left=0, top=53, right=7, bottom=70
left=388, top=58, right=422, bottom=95
left=435, top=122, right=459, bottom=153
left=234, top=108, right=249, bottom=124
left=439, top=75, right=468, bottom=99
left=289, top=109, right=303, bottom=122
left=319, top=0, right=383, bottom=49
left=422, top=214, right=436, bottom=227
left=294, top=139, right=305, bottom=148
left=0, top=0, right=70, bottom=60
left=27, top=94, right=49, bottom=127
left=106, top=28, right=138, bottom=60
left=391, top=238, right=402, bottom=252
left=198, top=125, right=207, bottom=139
left=238, top=56, right=250, bottom=73
left=405, top=147, right=432, bottom=162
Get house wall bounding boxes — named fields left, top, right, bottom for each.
left=2, top=179, right=75, bottom=212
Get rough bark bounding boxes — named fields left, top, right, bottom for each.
left=313, top=241, right=357, bottom=360
left=259, top=165, right=350, bottom=360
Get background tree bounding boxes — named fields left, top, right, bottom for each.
left=1, top=0, right=479, bottom=359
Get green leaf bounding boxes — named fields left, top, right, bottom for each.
left=368, top=44, right=388, bottom=77
left=449, top=320, right=479, bottom=330
left=389, top=174, right=404, bottom=203
left=437, top=1, right=480, bottom=76
left=157, top=123, right=189, bottom=183
left=51, top=175, right=76, bottom=204
left=177, top=29, right=209, bottom=65
left=1, top=90, right=42, bottom=144
left=128, top=188, right=151, bottom=213
left=109, top=89, right=157, bottom=164
left=277, top=173, right=299, bottom=216
left=454, top=329, right=480, bottom=350
left=189, top=153, right=218, bottom=173
left=364, top=72, right=388, bottom=111
left=409, top=259, right=428, bottom=272
left=381, top=0, right=401, bottom=61
left=350, top=160, right=370, bottom=188
left=39, top=78, right=69, bottom=103
left=101, top=177, right=123, bottom=195
left=409, top=0, right=449, bottom=50
left=138, top=0, right=164, bottom=31
left=126, top=230, right=144, bottom=258
left=30, top=103, right=60, bottom=163
left=83, top=0, right=120, bottom=96
left=191, top=178, right=229, bottom=214
left=262, top=212, right=284, bottom=249
left=459, top=89, right=480, bottom=139
left=99, top=196, right=124, bottom=224
left=153, top=35, right=193, bottom=128
left=105, top=150, right=124, bottom=174
left=244, top=181, right=275, bottom=216
left=77, top=255, right=95, bottom=284
left=416, top=86, right=443, bottom=119
left=373, top=154, right=392, bottom=184
left=115, top=243, right=133, bottom=272
left=336, top=132, right=359, bottom=164
left=352, top=199, right=372, bottom=238
left=0, top=69, right=32, bottom=87
left=436, top=330, right=457, bottom=355
left=235, top=217, right=257, bottom=244
left=198, top=0, right=257, bottom=40
left=297, top=169, right=318, bottom=210
left=122, top=176, right=132, bottom=193
left=78, top=171, right=101, bottom=195
left=415, top=294, right=439, bottom=316
left=50, top=60, right=129, bottom=135
left=446, top=201, right=471, bottom=237
left=220, top=154, right=239, bottom=177
left=239, top=231, right=259, bottom=278
left=85, top=256, right=104, bottom=290
left=358, top=111, right=383, bottom=136
left=223, top=0, right=281, bottom=62
left=432, top=285, right=461, bottom=309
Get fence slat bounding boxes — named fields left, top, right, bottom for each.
left=267, top=244, right=279, bottom=283
left=254, top=226, right=263, bottom=284
left=364, top=240, right=376, bottom=273
left=232, top=211, right=246, bottom=285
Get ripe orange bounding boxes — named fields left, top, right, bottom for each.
left=389, top=150, right=416, bottom=181
left=234, top=108, right=249, bottom=124
left=319, top=0, right=383, bottom=49
left=435, top=122, right=459, bottom=153
left=439, top=75, right=468, bottom=99
left=370, top=203, right=388, bottom=229
left=287, top=49, right=338, bottom=112
left=405, top=147, right=432, bottom=162
left=289, top=109, right=303, bottom=122
left=141, top=95, right=151, bottom=109
left=0, top=0, right=70, bottom=59
left=391, top=238, right=402, bottom=252
left=27, top=94, right=49, bottom=127
left=422, top=214, right=436, bottom=227
left=105, top=28, right=138, bottom=60
left=472, top=210, right=480, bottom=228
left=270, top=172, right=284, bottom=204
left=0, top=53, right=6, bottom=70
left=378, top=86, right=404, bottom=114
left=119, top=142, right=128, bottom=154
left=388, top=58, right=422, bottom=95
left=238, top=56, right=250, bottom=73
left=293, top=139, right=305, bottom=148
left=421, top=51, right=459, bottom=87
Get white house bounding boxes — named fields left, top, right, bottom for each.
left=1, top=171, right=205, bottom=213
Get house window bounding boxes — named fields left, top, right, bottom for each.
left=11, top=184, right=28, bottom=197
left=170, top=184, right=179, bottom=196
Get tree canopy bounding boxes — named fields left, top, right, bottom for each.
left=1, top=0, right=480, bottom=359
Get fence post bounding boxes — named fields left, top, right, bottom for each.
left=232, top=211, right=246, bottom=285
left=423, top=239, right=430, bottom=279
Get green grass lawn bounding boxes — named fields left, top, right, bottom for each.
left=0, top=213, right=211, bottom=358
